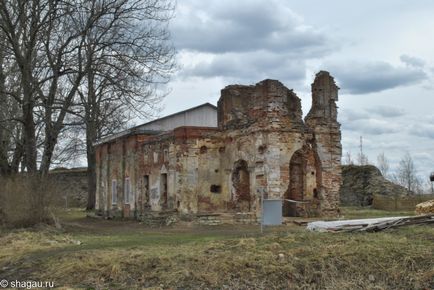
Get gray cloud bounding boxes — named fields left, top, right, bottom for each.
left=409, top=124, right=434, bottom=139
left=182, top=51, right=306, bottom=82
left=326, top=61, right=427, bottom=94
left=338, top=109, right=371, bottom=122
left=172, top=0, right=335, bottom=57
left=340, top=108, right=402, bottom=135
left=368, top=106, right=406, bottom=118
left=400, top=54, right=425, bottom=68
left=342, top=119, right=401, bottom=135
left=338, top=106, right=405, bottom=124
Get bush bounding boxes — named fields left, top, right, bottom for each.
left=0, top=175, right=59, bottom=228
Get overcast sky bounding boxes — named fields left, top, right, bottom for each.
left=153, top=0, right=434, bottom=180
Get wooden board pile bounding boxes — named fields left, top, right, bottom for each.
left=307, top=215, right=434, bottom=232
left=415, top=199, right=434, bottom=215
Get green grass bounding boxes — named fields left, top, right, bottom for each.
left=0, top=208, right=433, bottom=289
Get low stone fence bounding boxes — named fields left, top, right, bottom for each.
left=49, top=167, right=88, bottom=208
left=372, top=194, right=434, bottom=211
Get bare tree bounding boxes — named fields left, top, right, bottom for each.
left=377, top=152, right=390, bottom=178
left=72, top=0, right=175, bottom=209
left=0, top=30, right=25, bottom=175
left=396, top=152, right=417, bottom=194
left=429, top=174, right=434, bottom=194
left=357, top=153, right=369, bottom=166
left=0, top=35, right=10, bottom=174
left=0, top=0, right=83, bottom=173
left=1, top=0, right=174, bottom=177
left=0, top=0, right=43, bottom=172
left=0, top=0, right=175, bottom=217
left=343, top=151, right=354, bottom=165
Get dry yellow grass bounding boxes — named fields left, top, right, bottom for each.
left=0, top=208, right=433, bottom=289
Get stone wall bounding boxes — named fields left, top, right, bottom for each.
left=49, top=168, right=88, bottom=207
left=373, top=194, right=434, bottom=211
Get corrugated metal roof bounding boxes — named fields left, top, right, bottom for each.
left=135, top=103, right=216, bottom=129
left=94, top=103, right=217, bottom=146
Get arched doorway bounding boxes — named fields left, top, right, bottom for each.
left=283, top=147, right=321, bottom=217
left=231, top=160, right=251, bottom=211
left=284, top=151, right=303, bottom=216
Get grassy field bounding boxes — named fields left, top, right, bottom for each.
left=0, top=207, right=433, bottom=289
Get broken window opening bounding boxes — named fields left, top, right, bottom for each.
left=258, top=145, right=266, bottom=154
left=111, top=179, right=117, bottom=205
left=143, top=175, right=149, bottom=205
left=231, top=160, right=251, bottom=211
left=284, top=150, right=304, bottom=217
left=160, top=173, right=168, bottom=208
left=200, top=146, right=208, bottom=154
left=124, top=177, right=131, bottom=204
left=313, top=188, right=319, bottom=199
left=210, top=184, right=221, bottom=193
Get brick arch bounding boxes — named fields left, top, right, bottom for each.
left=283, top=146, right=322, bottom=217
left=231, top=159, right=251, bottom=211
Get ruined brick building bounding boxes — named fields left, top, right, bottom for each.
left=95, top=71, right=342, bottom=221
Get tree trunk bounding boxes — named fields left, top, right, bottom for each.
left=10, top=130, right=23, bottom=173
left=86, top=134, right=97, bottom=210
left=0, top=48, right=10, bottom=175
left=21, top=86, right=37, bottom=172
left=85, top=108, right=97, bottom=210
left=39, top=133, right=58, bottom=175
left=85, top=67, right=97, bottom=210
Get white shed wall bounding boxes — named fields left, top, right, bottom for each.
left=138, top=105, right=217, bottom=131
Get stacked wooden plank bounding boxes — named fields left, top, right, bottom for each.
left=307, top=215, right=434, bottom=232
left=415, top=200, right=434, bottom=215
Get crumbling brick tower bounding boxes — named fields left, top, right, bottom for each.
left=217, top=72, right=342, bottom=218
left=305, top=71, right=342, bottom=216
